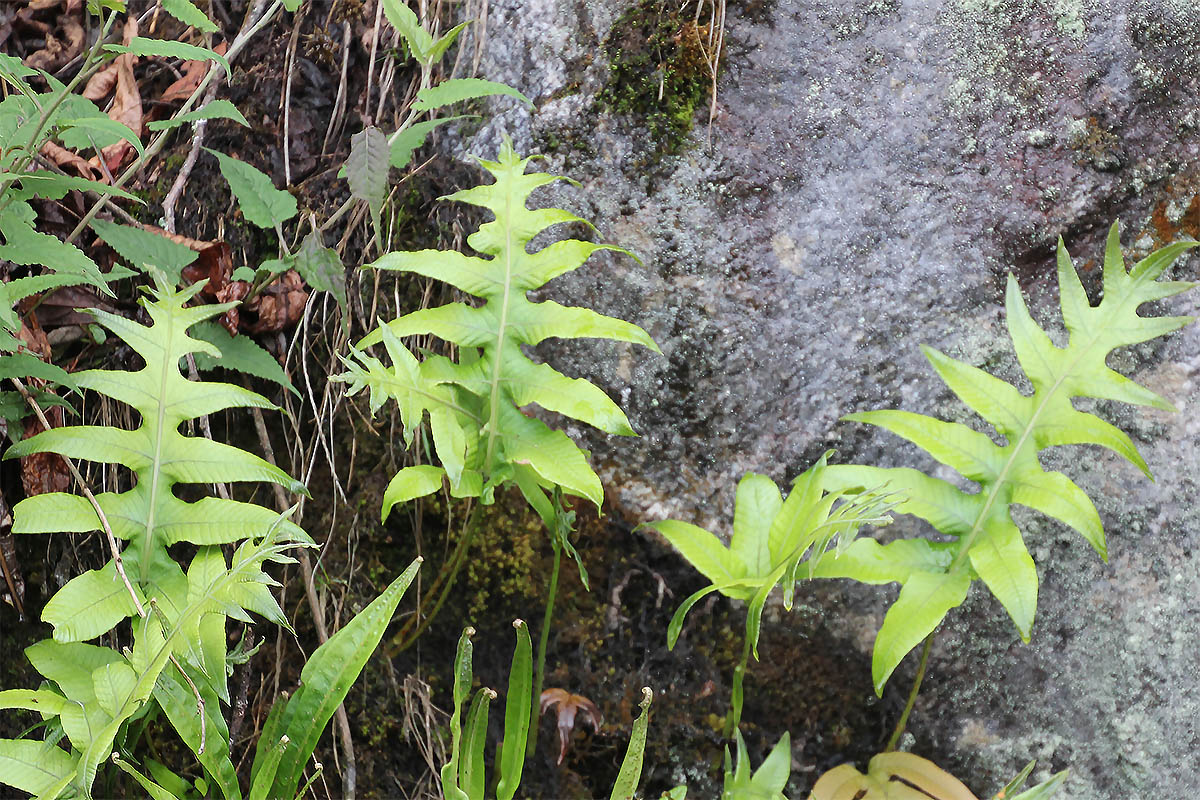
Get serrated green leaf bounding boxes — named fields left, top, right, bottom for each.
left=0, top=351, right=73, bottom=386
left=189, top=320, right=296, bottom=395
left=91, top=220, right=198, bottom=284
left=389, top=116, right=464, bottom=169
left=161, top=0, right=218, bottom=32
left=265, top=558, right=421, bottom=799
left=347, top=126, right=389, bottom=212
left=1, top=171, right=142, bottom=202
left=381, top=0, right=434, bottom=62
left=147, top=99, right=248, bottom=131
left=58, top=115, right=144, bottom=158
left=206, top=149, right=297, bottom=229
left=105, top=38, right=230, bottom=77
left=411, top=78, right=532, bottom=112
left=0, top=207, right=111, bottom=293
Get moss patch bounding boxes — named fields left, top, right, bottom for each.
left=598, top=0, right=720, bottom=158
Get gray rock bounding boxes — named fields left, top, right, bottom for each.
left=462, top=0, right=1200, bottom=796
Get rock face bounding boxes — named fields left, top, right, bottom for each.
left=465, top=0, right=1199, bottom=796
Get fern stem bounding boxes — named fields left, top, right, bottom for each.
left=527, top=529, right=563, bottom=759
left=884, top=631, right=935, bottom=753
left=385, top=504, right=482, bottom=656
left=723, top=633, right=752, bottom=739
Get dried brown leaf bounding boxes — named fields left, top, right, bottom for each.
left=82, top=61, right=119, bottom=101
left=94, top=16, right=142, bottom=173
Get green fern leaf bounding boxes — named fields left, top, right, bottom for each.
left=6, top=275, right=311, bottom=643
left=820, top=223, right=1198, bottom=694
left=344, top=139, right=658, bottom=508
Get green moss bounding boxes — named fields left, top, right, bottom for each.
left=598, top=0, right=719, bottom=157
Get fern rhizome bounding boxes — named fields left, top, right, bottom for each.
left=814, top=224, right=1198, bottom=694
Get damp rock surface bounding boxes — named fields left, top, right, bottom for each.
left=465, top=0, right=1200, bottom=796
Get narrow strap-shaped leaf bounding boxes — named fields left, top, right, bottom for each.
left=609, top=687, right=653, bottom=800
left=411, top=78, right=531, bottom=112
left=153, top=665, right=239, bottom=800
left=459, top=688, right=494, bottom=799
left=496, top=620, right=533, bottom=800
left=269, top=558, right=421, bottom=799
left=106, top=38, right=229, bottom=77
left=246, top=736, right=289, bottom=800
left=441, top=626, right=475, bottom=800
left=111, top=756, right=184, bottom=800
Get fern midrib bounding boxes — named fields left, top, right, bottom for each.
left=946, top=290, right=1136, bottom=575
left=140, top=316, right=172, bottom=585
left=483, top=174, right=516, bottom=472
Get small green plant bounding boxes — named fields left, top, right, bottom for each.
left=335, top=139, right=659, bottom=755
left=439, top=623, right=654, bottom=800
left=645, top=453, right=897, bottom=735
left=810, top=225, right=1197, bottom=718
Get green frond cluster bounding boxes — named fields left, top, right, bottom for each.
left=337, top=139, right=658, bottom=517
left=5, top=274, right=311, bottom=659
left=817, top=223, right=1198, bottom=693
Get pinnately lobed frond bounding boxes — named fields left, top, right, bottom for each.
left=816, top=223, right=1198, bottom=694
left=339, top=138, right=658, bottom=515
left=5, top=274, right=311, bottom=647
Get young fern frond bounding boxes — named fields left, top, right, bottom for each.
left=0, top=522, right=302, bottom=800
left=337, top=138, right=659, bottom=514
left=5, top=274, right=311, bottom=655
left=817, top=223, right=1198, bottom=694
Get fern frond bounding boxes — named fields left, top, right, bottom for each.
left=5, top=274, right=311, bottom=644
left=0, top=527, right=300, bottom=800
left=340, top=138, right=658, bottom=509
left=819, top=223, right=1198, bottom=694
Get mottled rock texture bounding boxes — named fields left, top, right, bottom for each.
left=460, top=0, right=1199, bottom=796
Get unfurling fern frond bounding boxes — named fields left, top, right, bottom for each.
left=5, top=274, right=311, bottom=655
left=816, top=223, right=1198, bottom=694
left=336, top=138, right=658, bottom=516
